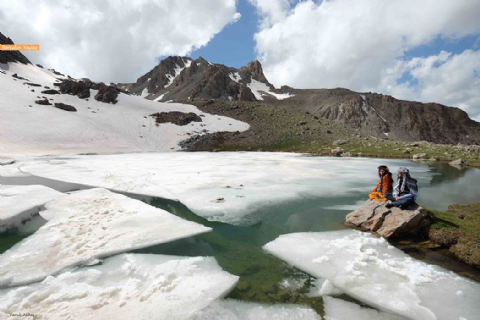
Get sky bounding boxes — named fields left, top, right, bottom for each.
left=1, top=0, right=480, bottom=121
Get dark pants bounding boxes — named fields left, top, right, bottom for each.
left=384, top=193, right=415, bottom=207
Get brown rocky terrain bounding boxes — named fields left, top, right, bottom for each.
left=120, top=56, right=480, bottom=149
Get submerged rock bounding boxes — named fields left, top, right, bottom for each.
left=345, top=201, right=430, bottom=238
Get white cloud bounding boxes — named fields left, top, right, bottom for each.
left=0, top=0, right=240, bottom=83
left=393, top=50, right=480, bottom=121
left=250, top=0, right=480, bottom=120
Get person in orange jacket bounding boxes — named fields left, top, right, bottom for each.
left=368, top=165, right=393, bottom=201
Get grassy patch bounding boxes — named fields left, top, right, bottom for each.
left=428, top=203, right=480, bottom=267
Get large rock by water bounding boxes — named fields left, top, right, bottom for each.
left=345, top=201, right=430, bottom=238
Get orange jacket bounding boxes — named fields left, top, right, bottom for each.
left=371, top=173, right=393, bottom=195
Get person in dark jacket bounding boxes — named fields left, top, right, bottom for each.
left=385, top=167, right=418, bottom=209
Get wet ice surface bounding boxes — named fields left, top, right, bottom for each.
left=192, top=299, right=321, bottom=320
left=0, top=185, right=63, bottom=231
left=0, top=188, right=211, bottom=286
left=323, top=297, right=407, bottom=320
left=263, top=230, right=480, bottom=320
left=2, top=153, right=436, bottom=225
left=0, top=254, right=238, bottom=320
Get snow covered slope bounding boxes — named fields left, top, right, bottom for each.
left=5, top=154, right=435, bottom=225
left=0, top=188, right=211, bottom=286
left=0, top=62, right=249, bottom=157
left=0, top=185, right=63, bottom=231
left=0, top=254, right=238, bottom=320
left=263, top=230, right=480, bottom=320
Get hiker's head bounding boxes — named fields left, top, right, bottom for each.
left=377, top=165, right=388, bottom=176
left=397, top=167, right=409, bottom=178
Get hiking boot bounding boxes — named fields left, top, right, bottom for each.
left=385, top=203, right=393, bottom=209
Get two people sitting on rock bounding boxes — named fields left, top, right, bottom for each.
left=368, top=165, right=393, bottom=201
left=385, top=167, right=418, bottom=209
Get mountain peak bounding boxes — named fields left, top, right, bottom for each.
left=0, top=32, right=31, bottom=65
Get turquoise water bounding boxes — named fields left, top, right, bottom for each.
left=1, top=159, right=480, bottom=316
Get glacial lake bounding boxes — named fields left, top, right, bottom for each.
left=1, top=157, right=480, bottom=316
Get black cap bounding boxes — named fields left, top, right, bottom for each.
left=377, top=165, right=388, bottom=170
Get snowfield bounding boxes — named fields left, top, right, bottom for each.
left=0, top=254, right=238, bottom=320
left=0, top=188, right=211, bottom=286
left=1, top=154, right=435, bottom=225
left=0, top=185, right=63, bottom=231
left=263, top=230, right=480, bottom=320
left=0, top=62, right=249, bottom=157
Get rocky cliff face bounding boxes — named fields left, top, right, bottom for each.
left=0, top=32, right=31, bottom=65
left=301, top=89, right=480, bottom=144
left=118, top=56, right=286, bottom=102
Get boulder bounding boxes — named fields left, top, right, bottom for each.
left=341, top=151, right=352, bottom=157
left=333, top=139, right=348, bottom=146
left=449, top=158, right=465, bottom=168
left=345, top=201, right=430, bottom=238
left=331, top=148, right=344, bottom=157
left=53, top=103, right=77, bottom=112
left=59, top=79, right=90, bottom=99
left=412, top=153, right=428, bottom=160
left=41, top=89, right=61, bottom=95
left=95, top=84, right=118, bottom=104
left=35, top=98, right=51, bottom=105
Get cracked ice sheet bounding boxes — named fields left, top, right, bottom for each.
left=263, top=230, right=480, bottom=320
left=0, top=188, right=211, bottom=286
left=323, top=297, right=407, bottom=320
left=0, top=185, right=63, bottom=231
left=0, top=254, right=238, bottom=320
left=12, top=153, right=435, bottom=225
left=192, top=299, right=321, bottom=320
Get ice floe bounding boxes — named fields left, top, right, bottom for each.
left=0, top=185, right=63, bottom=231
left=12, top=154, right=434, bottom=225
left=0, top=188, right=211, bottom=286
left=263, top=230, right=480, bottom=320
left=323, top=297, right=407, bottom=320
left=0, top=254, right=238, bottom=320
left=192, top=299, right=321, bottom=320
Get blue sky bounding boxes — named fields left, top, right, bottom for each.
left=190, top=0, right=258, bottom=67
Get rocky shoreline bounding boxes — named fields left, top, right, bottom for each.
left=345, top=201, right=480, bottom=270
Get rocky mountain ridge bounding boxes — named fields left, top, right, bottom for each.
left=117, top=56, right=293, bottom=102
left=122, top=56, right=480, bottom=145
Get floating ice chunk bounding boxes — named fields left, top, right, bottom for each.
left=0, top=185, right=63, bottom=231
left=263, top=230, right=480, bottom=320
left=307, top=279, right=343, bottom=297
left=0, top=188, right=211, bottom=286
left=0, top=254, right=238, bottom=320
left=324, top=296, right=407, bottom=320
left=18, top=154, right=435, bottom=225
left=192, top=299, right=321, bottom=320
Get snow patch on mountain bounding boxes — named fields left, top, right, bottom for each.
left=247, top=79, right=293, bottom=100
left=0, top=62, right=249, bottom=157
left=165, top=58, right=192, bottom=88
